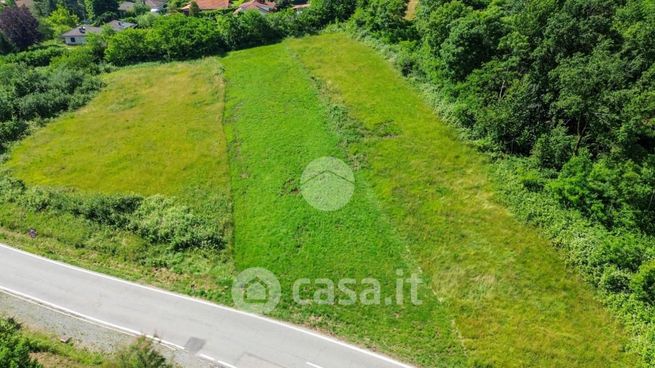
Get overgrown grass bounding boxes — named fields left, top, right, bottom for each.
left=287, top=33, right=639, bottom=367
left=222, top=43, right=465, bottom=367
left=5, top=58, right=230, bottom=218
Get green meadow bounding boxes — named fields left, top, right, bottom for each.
left=2, top=34, right=640, bottom=367
left=287, top=33, right=636, bottom=367
left=6, top=59, right=231, bottom=215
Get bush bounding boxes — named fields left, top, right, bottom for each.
left=130, top=195, right=223, bottom=250
left=148, top=15, right=224, bottom=60
left=531, top=125, right=576, bottom=169
left=218, top=11, right=281, bottom=50
left=632, top=261, right=655, bottom=304
left=105, top=337, right=172, bottom=368
left=105, top=29, right=152, bottom=66
left=353, top=0, right=410, bottom=43
left=0, top=318, right=41, bottom=368
left=0, top=45, right=66, bottom=67
left=0, top=173, right=225, bottom=250
left=0, top=5, right=41, bottom=51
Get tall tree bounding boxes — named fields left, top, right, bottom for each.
left=84, top=0, right=118, bottom=20
left=0, top=5, right=41, bottom=50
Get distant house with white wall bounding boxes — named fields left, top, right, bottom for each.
left=62, top=21, right=136, bottom=46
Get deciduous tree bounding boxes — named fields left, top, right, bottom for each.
left=0, top=5, right=41, bottom=51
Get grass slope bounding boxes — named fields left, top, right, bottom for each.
left=288, top=33, right=637, bottom=367
left=6, top=59, right=230, bottom=215
left=1, top=58, right=234, bottom=305
left=222, top=44, right=465, bottom=366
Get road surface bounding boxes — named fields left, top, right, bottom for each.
left=0, top=243, right=413, bottom=368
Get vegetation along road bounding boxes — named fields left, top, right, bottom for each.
left=0, top=243, right=412, bottom=368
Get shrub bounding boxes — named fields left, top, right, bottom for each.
left=0, top=318, right=41, bottom=368
left=105, top=337, right=172, bottom=368
left=531, top=125, right=576, bottom=169
left=600, top=265, right=632, bottom=293
left=1, top=45, right=66, bottom=67
left=218, top=11, right=281, bottom=50
left=353, top=0, right=410, bottom=43
left=129, top=195, right=223, bottom=250
left=147, top=15, right=224, bottom=60
left=0, top=5, right=41, bottom=51
left=105, top=29, right=152, bottom=66
left=632, top=261, right=655, bottom=304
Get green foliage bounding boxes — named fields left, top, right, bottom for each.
left=84, top=0, right=118, bottom=20
left=0, top=45, right=66, bottom=67
left=353, top=0, right=410, bottom=42
left=550, top=153, right=655, bottom=232
left=632, top=261, right=655, bottom=304
left=106, top=15, right=226, bottom=65
left=369, top=0, right=655, bottom=236
left=0, top=318, right=41, bottom=368
left=0, top=5, right=41, bottom=51
left=130, top=196, right=223, bottom=250
left=43, top=5, right=79, bottom=38
left=438, top=5, right=504, bottom=80
left=103, top=0, right=362, bottom=65
left=0, top=62, right=101, bottom=151
left=0, top=174, right=225, bottom=250
left=105, top=28, right=151, bottom=66
left=105, top=337, right=172, bottom=368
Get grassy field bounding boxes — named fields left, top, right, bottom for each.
left=1, top=58, right=234, bottom=302
left=6, top=58, right=230, bottom=215
left=287, top=33, right=638, bottom=367
left=221, top=43, right=465, bottom=366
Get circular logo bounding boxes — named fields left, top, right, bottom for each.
left=232, top=267, right=281, bottom=314
left=300, top=157, right=355, bottom=212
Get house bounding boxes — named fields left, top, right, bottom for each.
left=61, top=26, right=102, bottom=46
left=234, top=0, right=277, bottom=14
left=61, top=21, right=136, bottom=46
left=107, top=20, right=137, bottom=32
left=180, top=0, right=230, bottom=13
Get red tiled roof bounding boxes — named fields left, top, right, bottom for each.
left=182, top=0, right=230, bottom=11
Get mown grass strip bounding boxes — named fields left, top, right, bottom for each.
left=289, top=33, right=638, bottom=368
left=222, top=43, right=465, bottom=367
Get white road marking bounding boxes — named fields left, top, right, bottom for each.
left=0, top=285, right=237, bottom=368
left=0, top=243, right=414, bottom=368
left=306, top=362, right=325, bottom=368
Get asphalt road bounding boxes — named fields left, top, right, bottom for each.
left=0, top=243, right=413, bottom=368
